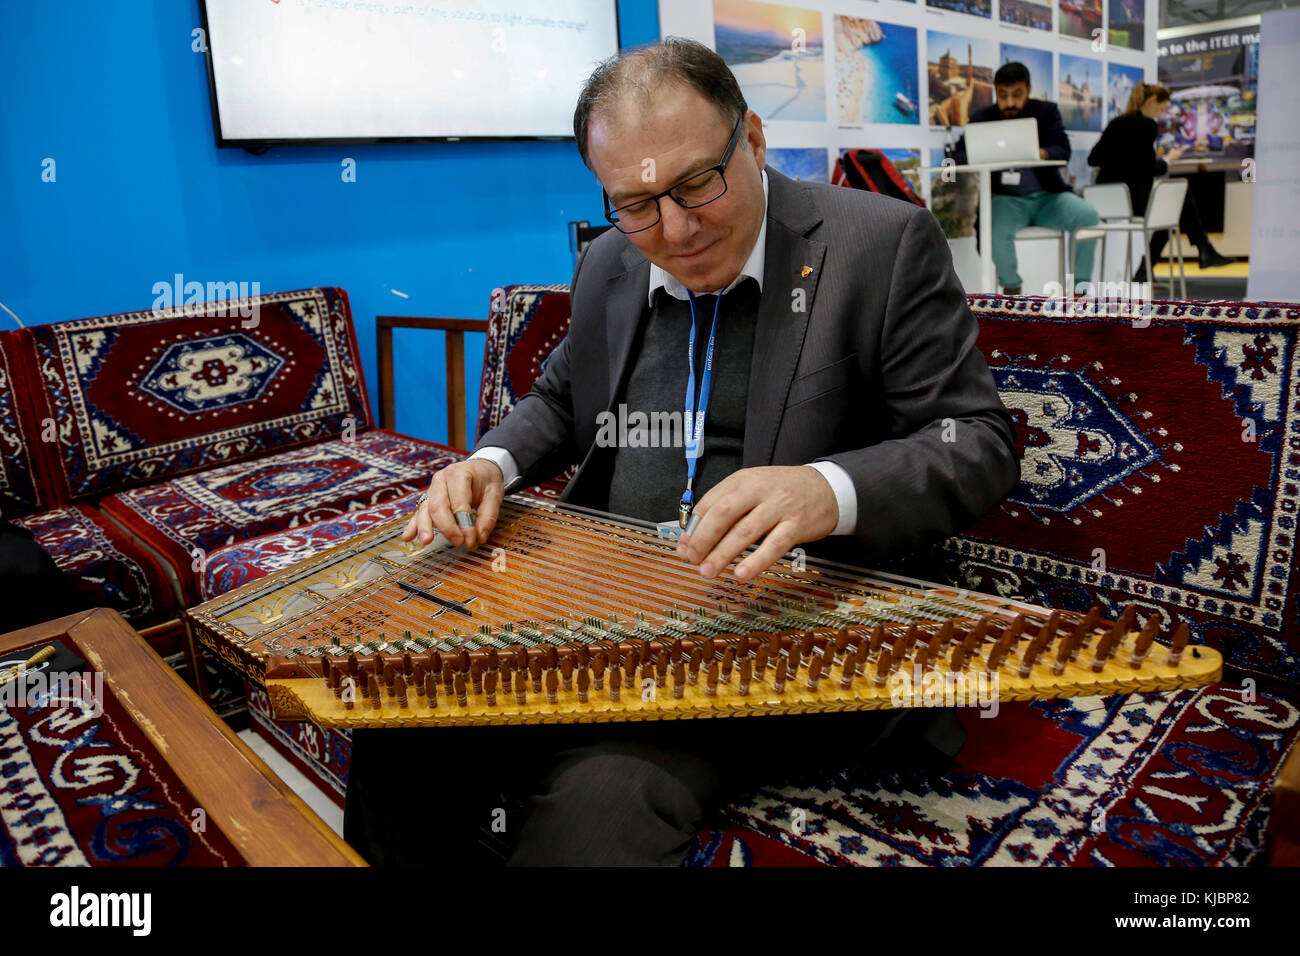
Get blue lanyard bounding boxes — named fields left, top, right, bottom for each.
left=681, top=290, right=721, bottom=526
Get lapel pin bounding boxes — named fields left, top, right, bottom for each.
left=800, top=266, right=813, bottom=278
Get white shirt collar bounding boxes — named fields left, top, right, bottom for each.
left=647, top=168, right=768, bottom=307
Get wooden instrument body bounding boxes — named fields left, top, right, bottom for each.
left=188, top=497, right=1221, bottom=728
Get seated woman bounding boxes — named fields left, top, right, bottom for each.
left=1088, top=82, right=1232, bottom=280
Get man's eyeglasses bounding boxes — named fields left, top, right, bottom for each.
left=602, top=116, right=745, bottom=235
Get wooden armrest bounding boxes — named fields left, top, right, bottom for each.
left=376, top=315, right=490, bottom=450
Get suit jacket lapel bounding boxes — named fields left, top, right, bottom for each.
left=604, top=248, right=652, bottom=410
left=563, top=248, right=648, bottom=506
left=743, top=168, right=826, bottom=467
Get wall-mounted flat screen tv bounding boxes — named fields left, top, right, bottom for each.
left=199, top=0, right=621, bottom=146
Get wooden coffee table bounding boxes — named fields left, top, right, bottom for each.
left=0, top=608, right=364, bottom=867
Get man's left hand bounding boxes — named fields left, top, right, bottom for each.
left=676, top=465, right=839, bottom=580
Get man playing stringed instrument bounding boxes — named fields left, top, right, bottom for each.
left=346, top=38, right=1019, bottom=867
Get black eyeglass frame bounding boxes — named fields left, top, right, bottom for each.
left=602, top=115, right=746, bottom=234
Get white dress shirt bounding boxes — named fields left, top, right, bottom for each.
left=471, top=168, right=858, bottom=536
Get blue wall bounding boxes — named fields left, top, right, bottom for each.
left=0, top=0, right=659, bottom=445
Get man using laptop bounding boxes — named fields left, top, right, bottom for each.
left=954, top=61, right=1099, bottom=295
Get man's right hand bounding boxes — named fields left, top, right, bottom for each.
left=402, top=458, right=506, bottom=549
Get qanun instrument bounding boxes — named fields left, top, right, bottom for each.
left=188, top=496, right=1221, bottom=728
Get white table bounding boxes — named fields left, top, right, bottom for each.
left=920, top=159, right=1067, bottom=294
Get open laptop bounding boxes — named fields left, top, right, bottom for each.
left=964, top=117, right=1040, bottom=165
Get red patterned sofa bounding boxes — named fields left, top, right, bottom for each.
left=197, top=285, right=1300, bottom=866
left=0, top=288, right=483, bottom=716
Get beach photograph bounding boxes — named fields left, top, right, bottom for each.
left=1000, top=42, right=1053, bottom=93
left=999, top=0, right=1053, bottom=31
left=1059, top=52, right=1103, bottom=131
left=1059, top=0, right=1102, bottom=42
left=1107, top=62, right=1146, bottom=123
left=834, top=16, right=920, bottom=125
left=926, top=30, right=995, bottom=128
left=924, top=0, right=992, bottom=19
left=714, top=0, right=826, bottom=122
left=1108, top=0, right=1145, bottom=50
left=767, top=147, right=830, bottom=182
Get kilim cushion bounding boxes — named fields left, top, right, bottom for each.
left=199, top=492, right=423, bottom=600
left=476, top=284, right=573, bottom=442
left=99, top=430, right=465, bottom=603
left=687, top=683, right=1298, bottom=866
left=12, top=287, right=370, bottom=505
left=0, top=329, right=45, bottom=515
left=10, top=504, right=177, bottom=629
left=947, top=296, right=1300, bottom=693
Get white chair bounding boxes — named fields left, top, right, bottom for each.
left=1017, top=183, right=1122, bottom=292
left=1081, top=183, right=1137, bottom=287
left=1074, top=178, right=1190, bottom=298
left=1083, top=182, right=1135, bottom=221
left=1014, top=226, right=1066, bottom=291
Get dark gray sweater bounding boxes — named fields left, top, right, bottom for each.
left=607, top=281, right=759, bottom=524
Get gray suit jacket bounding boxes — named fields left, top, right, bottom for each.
left=478, top=167, right=1020, bottom=563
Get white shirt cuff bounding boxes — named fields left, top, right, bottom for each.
left=468, top=445, right=521, bottom=489
left=805, top=461, right=857, bottom=536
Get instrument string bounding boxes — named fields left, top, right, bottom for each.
left=265, top=512, right=713, bottom=649
left=492, top=498, right=1037, bottom=621
left=476, top=500, right=1039, bottom=627
left=266, top=498, right=1040, bottom=657
left=284, top=501, right=742, bottom=643
left=387, top=503, right=894, bottom=637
